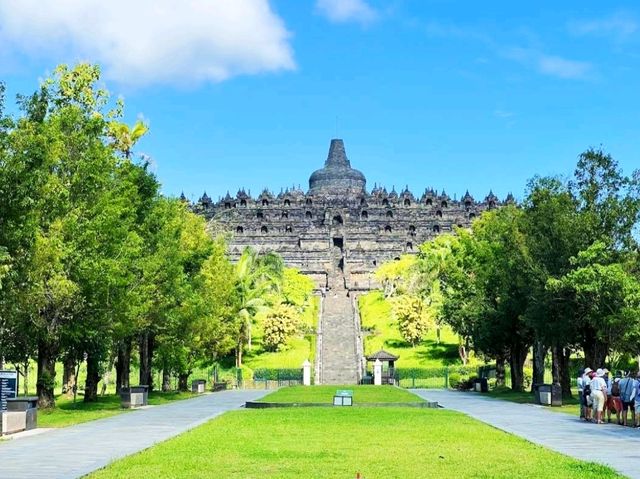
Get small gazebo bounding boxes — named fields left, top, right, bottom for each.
left=366, top=350, right=399, bottom=385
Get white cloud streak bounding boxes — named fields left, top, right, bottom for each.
left=568, top=12, right=638, bottom=38
left=0, top=0, right=295, bottom=87
left=315, top=0, right=377, bottom=25
left=503, top=47, right=592, bottom=80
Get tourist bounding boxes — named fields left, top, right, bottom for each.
left=582, top=367, right=593, bottom=421
left=619, top=371, right=637, bottom=427
left=590, top=369, right=607, bottom=424
left=636, top=372, right=640, bottom=428
left=605, top=371, right=622, bottom=424
left=576, top=368, right=591, bottom=419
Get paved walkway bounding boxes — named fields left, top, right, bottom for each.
left=0, top=389, right=268, bottom=479
left=414, top=389, right=640, bottom=479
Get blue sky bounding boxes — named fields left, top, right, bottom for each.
left=1, top=0, right=639, bottom=203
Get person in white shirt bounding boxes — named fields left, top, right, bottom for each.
left=590, top=369, right=608, bottom=424
left=619, top=371, right=637, bottom=427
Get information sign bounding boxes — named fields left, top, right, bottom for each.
left=0, top=370, right=18, bottom=412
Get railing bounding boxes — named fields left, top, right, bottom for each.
left=351, top=293, right=366, bottom=383
left=315, top=292, right=325, bottom=385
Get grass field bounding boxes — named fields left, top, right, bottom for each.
left=258, top=385, right=423, bottom=403
left=89, top=406, right=620, bottom=479
left=359, top=291, right=472, bottom=369
left=38, top=391, right=198, bottom=428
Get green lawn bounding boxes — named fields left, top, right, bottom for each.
left=486, top=388, right=581, bottom=416
left=89, top=407, right=620, bottom=479
left=259, top=385, right=423, bottom=403
left=38, top=391, right=198, bottom=428
left=359, top=291, right=475, bottom=369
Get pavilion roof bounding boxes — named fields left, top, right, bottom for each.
left=366, top=349, right=399, bottom=362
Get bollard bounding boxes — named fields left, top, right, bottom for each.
left=302, top=359, right=312, bottom=386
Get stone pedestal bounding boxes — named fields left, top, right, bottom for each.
left=120, top=385, right=149, bottom=408
left=373, top=359, right=382, bottom=386
left=302, top=360, right=312, bottom=386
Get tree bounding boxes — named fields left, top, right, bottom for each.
left=392, top=295, right=432, bottom=347
left=263, top=304, right=299, bottom=351
left=232, top=248, right=282, bottom=367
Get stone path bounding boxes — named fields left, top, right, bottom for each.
left=413, top=389, right=640, bottom=479
left=0, top=389, right=268, bottom=479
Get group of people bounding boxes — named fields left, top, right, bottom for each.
left=577, top=368, right=640, bottom=426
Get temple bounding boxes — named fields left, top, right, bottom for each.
left=193, top=139, right=509, bottom=291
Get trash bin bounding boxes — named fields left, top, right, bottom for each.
left=191, top=379, right=206, bottom=394
left=536, top=384, right=562, bottom=406
left=1, top=397, right=38, bottom=435
left=473, top=379, right=481, bottom=392
left=550, top=383, right=562, bottom=406
left=480, top=377, right=488, bottom=393
left=120, top=385, right=149, bottom=408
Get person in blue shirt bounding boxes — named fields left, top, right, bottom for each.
left=619, top=371, right=637, bottom=427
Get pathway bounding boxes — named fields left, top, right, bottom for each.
left=0, top=389, right=268, bottom=479
left=414, top=389, right=640, bottom=479
left=319, top=284, right=360, bottom=384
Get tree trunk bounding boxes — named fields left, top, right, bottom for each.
left=115, top=339, right=131, bottom=394
left=582, top=328, right=608, bottom=368
left=561, top=347, right=572, bottom=398
left=532, top=340, right=547, bottom=392
left=36, top=340, right=57, bottom=409
left=62, top=356, right=76, bottom=397
left=509, top=345, right=528, bottom=392
left=235, top=342, right=243, bottom=368
left=495, top=354, right=506, bottom=387
left=139, top=331, right=155, bottom=390
left=22, top=360, right=29, bottom=396
left=84, top=353, right=101, bottom=402
left=162, top=366, right=171, bottom=392
left=178, top=372, right=189, bottom=392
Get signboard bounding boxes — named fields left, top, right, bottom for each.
left=335, top=389, right=353, bottom=397
left=0, top=370, right=18, bottom=412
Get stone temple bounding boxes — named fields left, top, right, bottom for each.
left=193, top=138, right=509, bottom=292
left=191, top=139, right=508, bottom=384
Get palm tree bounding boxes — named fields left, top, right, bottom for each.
left=233, top=248, right=283, bottom=367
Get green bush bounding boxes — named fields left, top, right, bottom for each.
left=253, top=368, right=303, bottom=381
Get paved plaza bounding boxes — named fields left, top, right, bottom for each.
left=414, top=389, right=640, bottom=479
left=0, top=390, right=267, bottom=479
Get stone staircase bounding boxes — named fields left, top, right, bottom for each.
left=319, top=275, right=361, bottom=385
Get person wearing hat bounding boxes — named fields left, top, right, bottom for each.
left=590, top=369, right=608, bottom=424
left=581, top=367, right=593, bottom=421
left=619, top=371, right=637, bottom=427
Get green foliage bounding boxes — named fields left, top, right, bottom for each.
left=262, top=304, right=299, bottom=351
left=392, top=295, right=432, bottom=346
left=252, top=368, right=303, bottom=381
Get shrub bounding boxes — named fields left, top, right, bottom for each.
left=263, top=304, right=299, bottom=351
left=392, top=295, right=432, bottom=346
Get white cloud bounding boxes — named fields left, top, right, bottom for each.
left=537, top=54, right=592, bottom=80
left=502, top=47, right=592, bottom=80
left=316, top=0, right=377, bottom=25
left=0, top=0, right=295, bottom=87
left=568, top=13, right=638, bottom=38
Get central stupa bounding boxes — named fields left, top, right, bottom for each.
left=308, top=139, right=366, bottom=197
